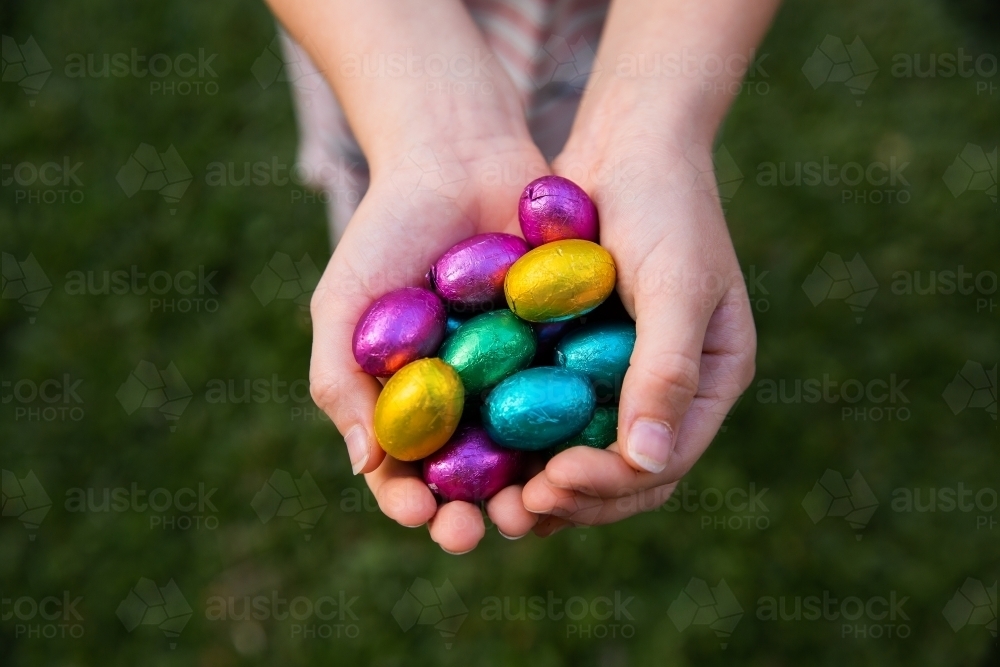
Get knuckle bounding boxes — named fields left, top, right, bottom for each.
left=642, top=350, right=701, bottom=399
left=308, top=373, right=342, bottom=414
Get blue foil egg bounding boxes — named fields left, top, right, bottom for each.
left=482, top=367, right=596, bottom=450
left=554, top=322, right=636, bottom=404
left=444, top=315, right=466, bottom=338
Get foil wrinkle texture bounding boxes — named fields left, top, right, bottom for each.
left=482, top=367, right=596, bottom=450
left=353, top=287, right=446, bottom=377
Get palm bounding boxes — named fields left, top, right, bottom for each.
left=310, top=142, right=550, bottom=552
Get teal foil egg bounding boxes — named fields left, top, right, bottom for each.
left=554, top=322, right=636, bottom=404
left=482, top=367, right=595, bottom=450
left=556, top=407, right=618, bottom=450
left=439, top=310, right=536, bottom=397
left=444, top=315, right=466, bottom=338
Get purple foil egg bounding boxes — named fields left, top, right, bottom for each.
left=518, top=175, right=598, bottom=247
left=352, top=287, right=446, bottom=377
left=422, top=425, right=523, bottom=503
left=428, top=233, right=530, bottom=310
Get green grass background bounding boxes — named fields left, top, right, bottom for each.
left=1, top=0, right=997, bottom=665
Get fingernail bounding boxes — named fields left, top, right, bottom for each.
left=442, top=547, right=474, bottom=555
left=498, top=530, right=523, bottom=540
left=344, top=426, right=369, bottom=475
left=626, top=419, right=673, bottom=473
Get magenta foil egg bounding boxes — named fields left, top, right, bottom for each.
left=428, top=233, right=530, bottom=310
left=422, top=426, right=523, bottom=503
left=518, top=175, right=598, bottom=246
left=352, top=287, right=446, bottom=377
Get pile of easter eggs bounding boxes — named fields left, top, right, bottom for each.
left=351, top=176, right=636, bottom=503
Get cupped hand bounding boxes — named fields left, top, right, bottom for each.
left=523, top=136, right=757, bottom=535
left=309, top=137, right=550, bottom=553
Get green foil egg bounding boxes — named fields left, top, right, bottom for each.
left=556, top=407, right=619, bottom=450
left=554, top=322, right=636, bottom=404
left=439, top=310, right=536, bottom=397
left=482, top=367, right=596, bottom=450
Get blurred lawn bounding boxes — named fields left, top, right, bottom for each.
left=1, top=0, right=997, bottom=665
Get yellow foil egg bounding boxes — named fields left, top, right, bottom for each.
left=504, top=239, right=617, bottom=322
left=374, top=358, right=464, bottom=461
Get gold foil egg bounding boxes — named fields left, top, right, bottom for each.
left=504, top=239, right=617, bottom=322
left=374, top=358, right=464, bottom=461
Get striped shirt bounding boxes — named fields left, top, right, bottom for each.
left=280, top=0, right=608, bottom=241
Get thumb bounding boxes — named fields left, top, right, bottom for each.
left=309, top=267, right=387, bottom=476
left=618, top=288, right=714, bottom=474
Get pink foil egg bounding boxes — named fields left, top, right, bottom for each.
left=428, top=233, right=530, bottom=310
left=352, top=287, right=446, bottom=377
left=518, top=175, right=598, bottom=246
left=421, top=425, right=523, bottom=503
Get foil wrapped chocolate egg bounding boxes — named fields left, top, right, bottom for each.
left=482, top=367, right=595, bottom=450
left=428, top=233, right=530, bottom=310
left=374, top=358, right=464, bottom=461
left=439, top=310, right=536, bottom=397
left=531, top=319, right=579, bottom=363
left=555, top=322, right=636, bottom=404
left=353, top=287, right=446, bottom=377
left=518, top=175, right=598, bottom=246
left=504, top=240, right=616, bottom=322
left=557, top=407, right=619, bottom=450
left=444, top=315, right=466, bottom=338
left=422, top=426, right=523, bottom=502
left=534, top=320, right=577, bottom=348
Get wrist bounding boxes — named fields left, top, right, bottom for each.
left=559, top=74, right=722, bottom=175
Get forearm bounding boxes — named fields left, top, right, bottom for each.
left=266, top=0, right=530, bottom=173
left=564, top=0, right=781, bottom=158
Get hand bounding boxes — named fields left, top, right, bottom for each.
left=309, top=136, right=551, bottom=553
left=522, top=132, right=757, bottom=535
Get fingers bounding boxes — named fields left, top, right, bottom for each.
left=532, top=483, right=679, bottom=528
left=364, top=456, right=437, bottom=527
left=428, top=501, right=486, bottom=554
left=662, top=291, right=755, bottom=477
left=309, top=264, right=387, bottom=475
left=523, top=285, right=756, bottom=507
left=617, top=247, right=717, bottom=473
left=523, top=446, right=645, bottom=503
left=486, top=485, right=539, bottom=539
